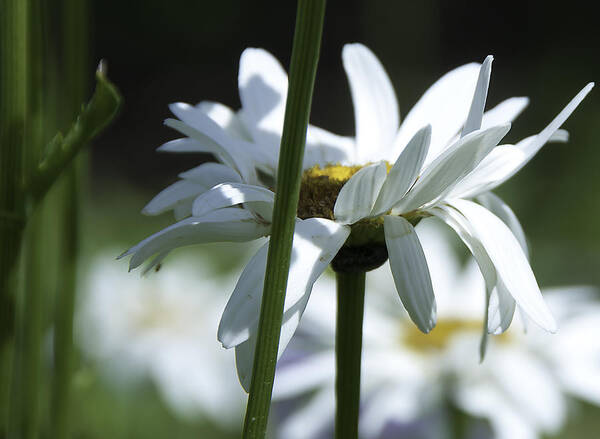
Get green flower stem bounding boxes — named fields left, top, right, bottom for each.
left=242, top=0, right=326, bottom=437
left=335, top=271, right=366, bottom=439
left=447, top=398, right=469, bottom=439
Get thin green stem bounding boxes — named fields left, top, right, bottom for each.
left=242, top=0, right=326, bottom=437
left=12, top=212, right=45, bottom=439
left=335, top=271, right=366, bottom=439
left=51, top=170, right=78, bottom=439
left=447, top=398, right=469, bottom=439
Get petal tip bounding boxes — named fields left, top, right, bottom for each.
left=116, top=249, right=129, bottom=260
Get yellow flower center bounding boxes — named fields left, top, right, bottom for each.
left=297, top=163, right=425, bottom=273
left=297, top=163, right=366, bottom=220
left=401, top=318, right=511, bottom=352
left=298, top=164, right=394, bottom=272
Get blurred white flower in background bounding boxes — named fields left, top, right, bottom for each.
left=76, top=250, right=247, bottom=427
left=273, top=221, right=600, bottom=439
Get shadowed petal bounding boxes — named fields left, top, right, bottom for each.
left=384, top=216, right=436, bottom=333
left=462, top=55, right=493, bottom=137
left=120, top=208, right=269, bottom=270
left=394, top=124, right=510, bottom=213
left=191, top=183, right=274, bottom=218
left=334, top=162, right=387, bottom=224
left=371, top=126, right=431, bottom=216
left=449, top=199, right=556, bottom=332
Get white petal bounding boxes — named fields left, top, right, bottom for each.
left=218, top=218, right=350, bottom=348
left=360, top=385, right=422, bottom=437
left=492, top=350, right=566, bottom=432
left=141, top=250, right=170, bottom=276
left=429, top=204, right=498, bottom=359
left=462, top=55, right=493, bottom=137
left=156, top=137, right=209, bottom=153
left=455, top=383, right=539, bottom=439
left=521, top=82, right=593, bottom=158
left=395, top=124, right=510, bottom=213
left=487, top=281, right=516, bottom=334
left=445, top=145, right=525, bottom=199
left=196, top=100, right=251, bottom=140
left=342, top=43, right=399, bottom=162
left=477, top=192, right=528, bottom=257
left=191, top=183, right=274, bottom=218
left=304, top=125, right=354, bottom=167
left=371, top=125, right=431, bottom=216
left=234, top=285, right=313, bottom=393
left=466, top=83, right=594, bottom=193
left=449, top=199, right=556, bottom=332
left=480, top=290, right=491, bottom=361
left=120, top=208, right=269, bottom=270
left=238, top=48, right=288, bottom=152
left=278, top=388, right=335, bottom=439
left=165, top=116, right=258, bottom=185
left=143, top=163, right=244, bottom=218
left=333, top=162, right=387, bottom=224
left=234, top=335, right=255, bottom=392
left=178, top=162, right=242, bottom=186
left=384, top=216, right=436, bottom=333
left=481, top=97, right=529, bottom=129
left=389, top=62, right=481, bottom=164
left=429, top=205, right=497, bottom=291
left=272, top=352, right=334, bottom=399
left=549, top=128, right=569, bottom=143
left=451, top=127, right=572, bottom=199
left=173, top=202, right=193, bottom=221
left=142, top=180, right=207, bottom=216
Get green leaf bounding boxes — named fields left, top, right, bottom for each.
left=29, top=61, right=122, bottom=202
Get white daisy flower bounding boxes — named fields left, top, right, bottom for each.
left=76, top=251, right=246, bottom=427
left=273, top=222, right=600, bottom=439
left=120, top=43, right=592, bottom=388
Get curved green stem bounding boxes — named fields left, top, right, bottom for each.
left=335, top=271, right=366, bottom=439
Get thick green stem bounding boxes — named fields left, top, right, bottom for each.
left=0, top=0, right=29, bottom=347
left=8, top=0, right=47, bottom=434
left=335, top=271, right=366, bottom=439
left=0, top=1, right=29, bottom=434
left=242, top=0, right=326, bottom=437
left=50, top=1, right=88, bottom=437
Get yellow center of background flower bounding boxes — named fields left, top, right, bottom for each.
left=401, top=318, right=512, bottom=352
